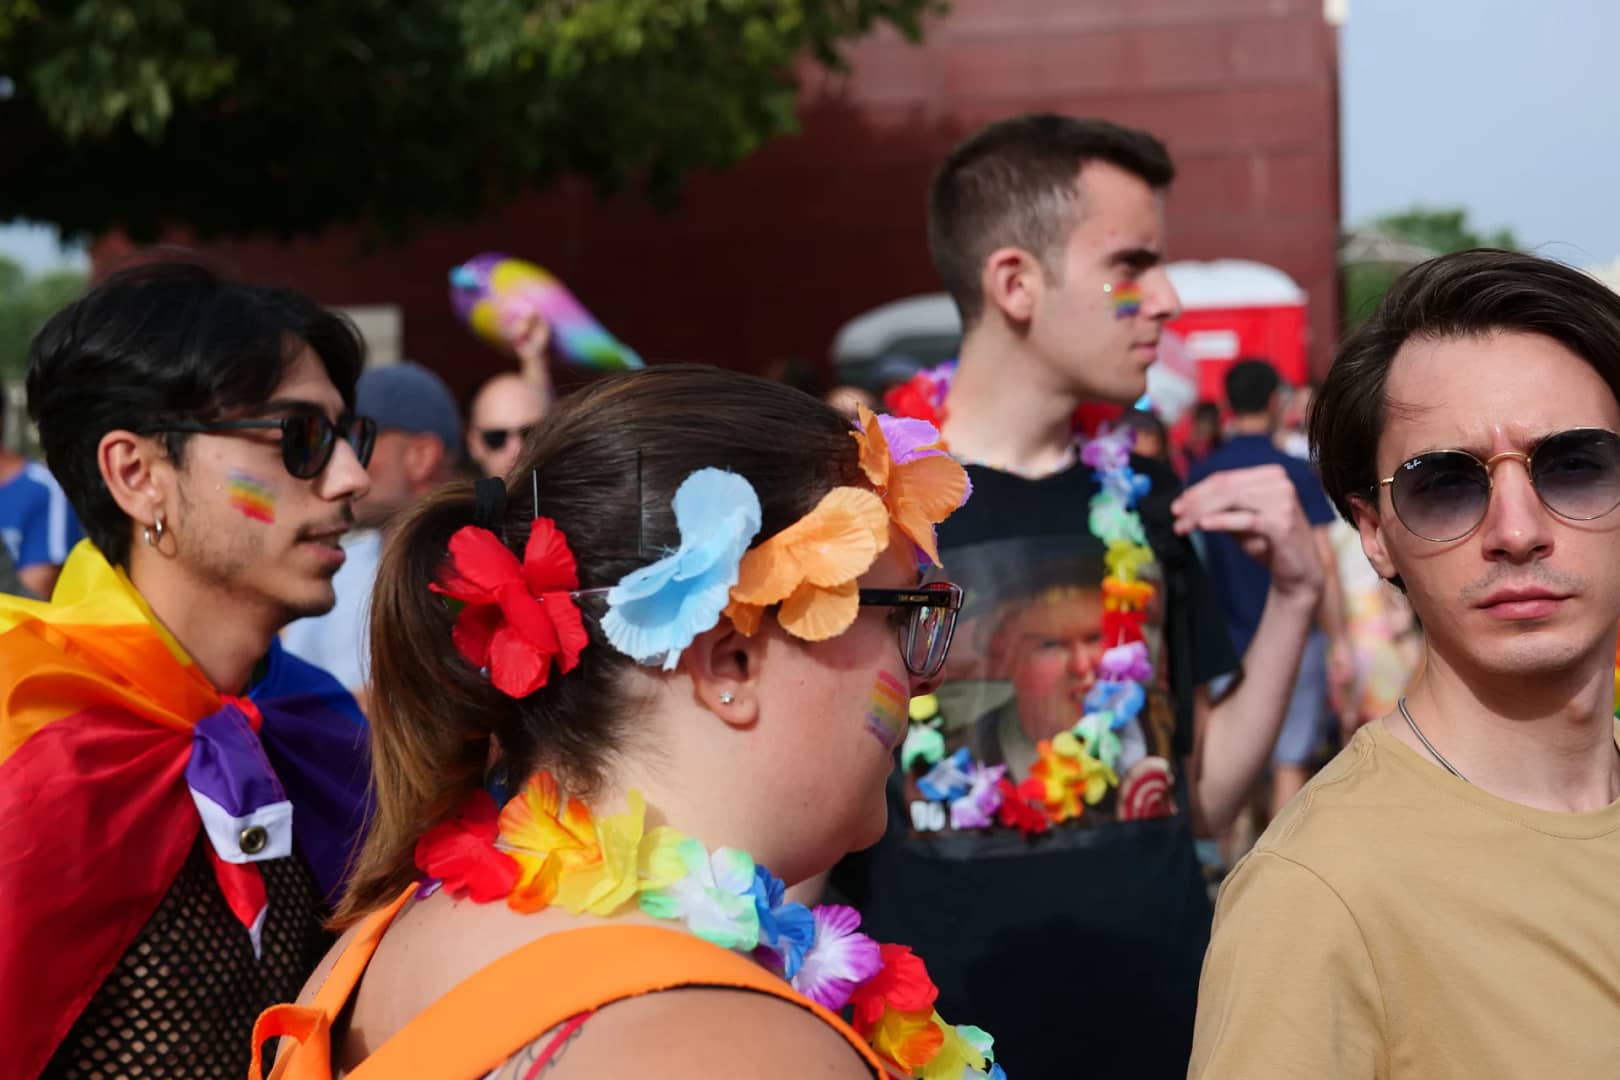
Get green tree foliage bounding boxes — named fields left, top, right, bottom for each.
left=0, top=0, right=943, bottom=241
left=0, top=254, right=84, bottom=382
left=1343, top=206, right=1520, bottom=327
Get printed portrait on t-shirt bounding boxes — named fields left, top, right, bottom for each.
left=902, top=536, right=1180, bottom=840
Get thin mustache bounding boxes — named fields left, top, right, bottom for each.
left=1459, top=567, right=1586, bottom=604
left=296, top=506, right=355, bottom=541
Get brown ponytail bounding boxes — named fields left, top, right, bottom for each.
left=333, top=365, right=865, bottom=924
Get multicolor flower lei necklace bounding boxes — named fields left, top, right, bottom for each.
left=415, top=772, right=1006, bottom=1079
left=887, top=365, right=1165, bottom=836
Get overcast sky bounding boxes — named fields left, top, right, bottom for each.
left=1342, top=0, right=1620, bottom=267
left=5, top=2, right=1619, bottom=272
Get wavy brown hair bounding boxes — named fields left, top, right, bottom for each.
left=334, top=365, right=865, bottom=924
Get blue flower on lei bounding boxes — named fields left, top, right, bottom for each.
left=602, top=468, right=763, bottom=670
left=918, top=746, right=974, bottom=802
left=1084, top=679, right=1145, bottom=724
left=1102, top=465, right=1152, bottom=509
left=750, top=865, right=817, bottom=979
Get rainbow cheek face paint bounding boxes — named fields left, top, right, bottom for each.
left=226, top=470, right=276, bottom=524
left=864, top=671, right=909, bottom=750
left=1104, top=281, right=1143, bottom=319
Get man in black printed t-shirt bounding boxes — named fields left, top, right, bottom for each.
left=829, top=115, right=1326, bottom=1079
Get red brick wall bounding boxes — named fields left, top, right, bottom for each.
left=104, top=0, right=1340, bottom=400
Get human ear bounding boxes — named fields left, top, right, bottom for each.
left=981, top=247, right=1040, bottom=324
left=1350, top=493, right=1399, bottom=583
left=99, top=430, right=173, bottom=544
left=683, top=619, right=767, bottom=729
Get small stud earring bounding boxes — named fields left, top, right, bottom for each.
left=719, top=692, right=735, bottom=705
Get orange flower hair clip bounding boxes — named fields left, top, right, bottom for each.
left=724, top=487, right=890, bottom=642
left=851, top=404, right=970, bottom=566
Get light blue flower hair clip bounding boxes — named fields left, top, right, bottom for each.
left=601, top=468, right=763, bottom=670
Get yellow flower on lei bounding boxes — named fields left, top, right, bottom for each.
left=1105, top=538, right=1156, bottom=583
left=869, top=1006, right=945, bottom=1074
left=1031, top=731, right=1120, bottom=821
left=1058, top=730, right=1119, bottom=805
left=917, top=1015, right=991, bottom=1079
left=498, top=772, right=682, bottom=916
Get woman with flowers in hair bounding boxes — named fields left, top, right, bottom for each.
left=251, top=365, right=1002, bottom=1079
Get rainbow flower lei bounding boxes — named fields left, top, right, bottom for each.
left=887, top=363, right=1167, bottom=834
left=415, top=772, right=1006, bottom=1079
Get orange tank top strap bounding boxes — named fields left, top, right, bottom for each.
left=250, top=884, right=887, bottom=1080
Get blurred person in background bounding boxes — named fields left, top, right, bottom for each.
left=1120, top=405, right=1171, bottom=463
left=466, top=315, right=551, bottom=478
left=1276, top=381, right=1315, bottom=461
left=283, top=361, right=461, bottom=711
left=1189, top=358, right=1353, bottom=818
left=0, top=405, right=84, bottom=597
left=825, top=384, right=878, bottom=420
left=1182, top=399, right=1224, bottom=475
left=0, top=260, right=373, bottom=1078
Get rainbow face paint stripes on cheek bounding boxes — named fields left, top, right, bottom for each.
left=226, top=470, right=276, bottom=524
left=864, top=671, right=909, bottom=750
left=1104, top=281, right=1143, bottom=319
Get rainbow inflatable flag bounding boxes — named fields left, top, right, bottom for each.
left=0, top=541, right=370, bottom=1076
left=449, top=253, right=643, bottom=371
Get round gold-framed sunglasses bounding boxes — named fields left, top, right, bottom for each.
left=1372, top=427, right=1620, bottom=542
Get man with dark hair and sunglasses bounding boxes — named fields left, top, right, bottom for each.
left=1190, top=248, right=1620, bottom=1078
left=0, top=260, right=376, bottom=1078
left=284, top=360, right=462, bottom=709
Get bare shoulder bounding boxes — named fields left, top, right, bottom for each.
left=295, top=919, right=369, bottom=1007
left=501, top=987, right=874, bottom=1080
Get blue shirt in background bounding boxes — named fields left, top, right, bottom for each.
left=1186, top=433, right=1335, bottom=655
left=0, top=461, right=83, bottom=573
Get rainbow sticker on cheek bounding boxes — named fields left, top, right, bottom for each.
left=1103, top=281, right=1143, bottom=319
left=864, top=671, right=909, bottom=750
left=226, top=470, right=276, bottom=524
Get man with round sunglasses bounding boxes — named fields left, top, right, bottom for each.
left=1190, top=248, right=1620, bottom=1078
left=0, top=260, right=375, bottom=1078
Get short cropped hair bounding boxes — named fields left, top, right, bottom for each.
left=27, top=259, right=365, bottom=565
left=1309, top=248, right=1620, bottom=522
left=927, top=114, right=1175, bottom=326
left=1224, top=359, right=1282, bottom=415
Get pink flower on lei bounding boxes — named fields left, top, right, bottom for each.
left=1080, top=427, right=1134, bottom=472
left=791, top=904, right=883, bottom=1010
left=949, top=762, right=1007, bottom=830
left=1098, top=641, right=1153, bottom=682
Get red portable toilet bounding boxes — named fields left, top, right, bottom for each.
left=1162, top=260, right=1309, bottom=404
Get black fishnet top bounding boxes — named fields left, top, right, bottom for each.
left=41, top=835, right=334, bottom=1079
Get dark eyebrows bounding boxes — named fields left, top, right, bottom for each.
left=254, top=397, right=343, bottom=421
left=1110, top=247, right=1162, bottom=271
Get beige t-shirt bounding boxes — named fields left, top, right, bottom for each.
left=1189, top=718, right=1620, bottom=1079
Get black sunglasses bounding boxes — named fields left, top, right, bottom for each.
left=857, top=582, right=964, bottom=680
left=478, top=425, right=538, bottom=453
left=141, top=413, right=377, bottom=480
left=1373, top=427, right=1620, bottom=542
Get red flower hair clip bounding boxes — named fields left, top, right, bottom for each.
left=431, top=518, right=590, bottom=697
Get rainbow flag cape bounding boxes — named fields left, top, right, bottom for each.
left=0, top=541, right=370, bottom=1077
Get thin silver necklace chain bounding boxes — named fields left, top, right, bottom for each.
left=1397, top=696, right=1468, bottom=782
